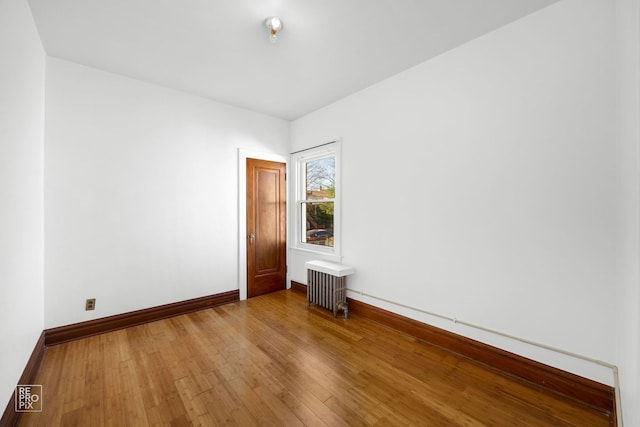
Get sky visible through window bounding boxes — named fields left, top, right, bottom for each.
left=306, top=157, right=335, bottom=197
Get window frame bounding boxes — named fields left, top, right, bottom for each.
left=291, top=141, right=341, bottom=257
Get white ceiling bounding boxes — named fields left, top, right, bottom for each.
left=27, top=0, right=559, bottom=120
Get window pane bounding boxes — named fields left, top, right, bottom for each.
left=306, top=157, right=335, bottom=200
left=303, top=202, right=334, bottom=247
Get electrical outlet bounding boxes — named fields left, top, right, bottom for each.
left=85, top=298, right=96, bottom=311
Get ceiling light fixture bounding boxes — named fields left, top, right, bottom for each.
left=265, top=16, right=283, bottom=43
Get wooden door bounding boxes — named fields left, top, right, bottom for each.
left=247, top=158, right=286, bottom=297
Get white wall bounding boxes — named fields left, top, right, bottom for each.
left=0, top=0, right=45, bottom=408
left=615, top=0, right=640, bottom=424
left=291, top=0, right=617, bottom=384
left=45, top=58, right=289, bottom=328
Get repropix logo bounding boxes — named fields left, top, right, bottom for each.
left=15, top=385, right=42, bottom=412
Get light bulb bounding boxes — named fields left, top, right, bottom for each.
left=265, top=16, right=283, bottom=43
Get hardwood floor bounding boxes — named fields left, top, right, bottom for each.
left=18, top=290, right=610, bottom=426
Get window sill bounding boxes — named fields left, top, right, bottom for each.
left=288, top=246, right=342, bottom=263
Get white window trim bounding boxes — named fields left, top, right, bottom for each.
left=291, top=140, right=341, bottom=259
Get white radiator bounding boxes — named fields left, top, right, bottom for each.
left=305, top=260, right=354, bottom=319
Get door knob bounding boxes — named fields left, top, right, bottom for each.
left=248, top=233, right=255, bottom=243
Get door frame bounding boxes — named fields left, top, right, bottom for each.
left=238, top=148, right=289, bottom=301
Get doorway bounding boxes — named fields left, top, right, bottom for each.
left=246, top=158, right=286, bottom=297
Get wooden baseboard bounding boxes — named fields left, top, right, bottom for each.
left=45, top=289, right=240, bottom=346
left=290, top=280, right=307, bottom=294
left=291, top=281, right=614, bottom=418
left=1, top=331, right=46, bottom=427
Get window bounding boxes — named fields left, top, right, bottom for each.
left=292, top=142, right=340, bottom=255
